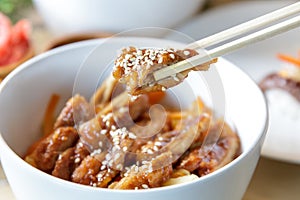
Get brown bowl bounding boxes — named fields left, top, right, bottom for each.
left=44, top=32, right=112, bottom=51
left=0, top=47, right=35, bottom=78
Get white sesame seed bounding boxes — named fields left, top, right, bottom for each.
left=116, top=164, right=123, bottom=170
left=74, top=157, right=81, bottom=163
left=153, top=146, right=159, bottom=151
left=91, top=149, right=102, bottom=156
left=98, top=141, right=103, bottom=148
left=183, top=50, right=190, bottom=56
left=158, top=57, right=164, bottom=64
left=135, top=187, right=139, bottom=190
left=147, top=149, right=154, bottom=154
left=102, top=160, right=108, bottom=165
left=154, top=141, right=162, bottom=146
left=78, top=142, right=83, bottom=147
left=100, top=165, right=106, bottom=170
left=122, top=146, right=128, bottom=152
left=142, top=184, right=149, bottom=189
left=92, top=183, right=97, bottom=187
left=169, top=54, right=175, bottom=59
left=134, top=165, right=139, bottom=173
left=97, top=173, right=103, bottom=178
left=128, top=132, right=137, bottom=139
left=125, top=54, right=131, bottom=60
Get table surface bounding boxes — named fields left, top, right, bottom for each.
left=1, top=1, right=300, bottom=199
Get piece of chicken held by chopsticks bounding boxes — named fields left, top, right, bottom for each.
left=112, top=47, right=217, bottom=95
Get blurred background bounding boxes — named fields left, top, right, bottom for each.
left=1, top=0, right=300, bottom=200
left=0, top=0, right=240, bottom=52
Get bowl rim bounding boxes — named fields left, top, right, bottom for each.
left=0, top=37, right=269, bottom=193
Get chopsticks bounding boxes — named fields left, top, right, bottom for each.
left=153, top=2, right=300, bottom=82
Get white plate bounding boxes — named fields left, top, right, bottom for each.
left=166, top=0, right=300, bottom=164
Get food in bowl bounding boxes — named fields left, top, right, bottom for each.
left=113, top=47, right=217, bottom=95
left=260, top=51, right=300, bottom=119
left=0, top=12, right=33, bottom=77
left=24, top=51, right=240, bottom=189
left=0, top=37, right=268, bottom=200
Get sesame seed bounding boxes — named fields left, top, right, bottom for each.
left=91, top=149, right=102, bottom=156
left=98, top=141, right=103, bottom=148
left=111, top=125, right=116, bottom=130
left=135, top=187, right=139, bottom=190
left=116, top=164, right=123, bottom=170
left=153, top=146, right=159, bottom=151
left=128, top=132, right=137, bottom=139
left=74, top=157, right=81, bottom=163
left=169, top=54, right=175, bottom=59
left=102, top=160, right=108, bottom=165
left=122, top=146, right=128, bottom=152
left=92, top=183, right=97, bottom=187
left=183, top=50, right=190, bottom=56
left=154, top=141, right=162, bottom=146
left=100, top=165, right=106, bottom=170
left=97, top=173, right=103, bottom=178
left=78, top=142, right=83, bottom=147
left=158, top=57, right=164, bottom=64
left=147, top=149, right=154, bottom=154
left=125, top=54, right=131, bottom=60
left=142, top=184, right=149, bottom=189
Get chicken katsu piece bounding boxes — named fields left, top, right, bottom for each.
left=113, top=46, right=217, bottom=95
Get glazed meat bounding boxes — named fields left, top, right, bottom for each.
left=177, top=122, right=240, bottom=176
left=52, top=147, right=76, bottom=180
left=113, top=47, right=217, bottom=95
left=24, top=76, right=241, bottom=190
left=110, top=152, right=173, bottom=189
left=25, top=127, right=79, bottom=172
left=54, top=95, right=93, bottom=129
left=52, top=141, right=90, bottom=180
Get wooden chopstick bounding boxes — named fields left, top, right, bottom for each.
left=187, top=1, right=300, bottom=49
left=154, top=3, right=300, bottom=81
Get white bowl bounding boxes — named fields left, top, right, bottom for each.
left=0, top=37, right=268, bottom=200
left=33, top=0, right=206, bottom=36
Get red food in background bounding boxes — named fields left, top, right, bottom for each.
left=0, top=12, right=31, bottom=67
